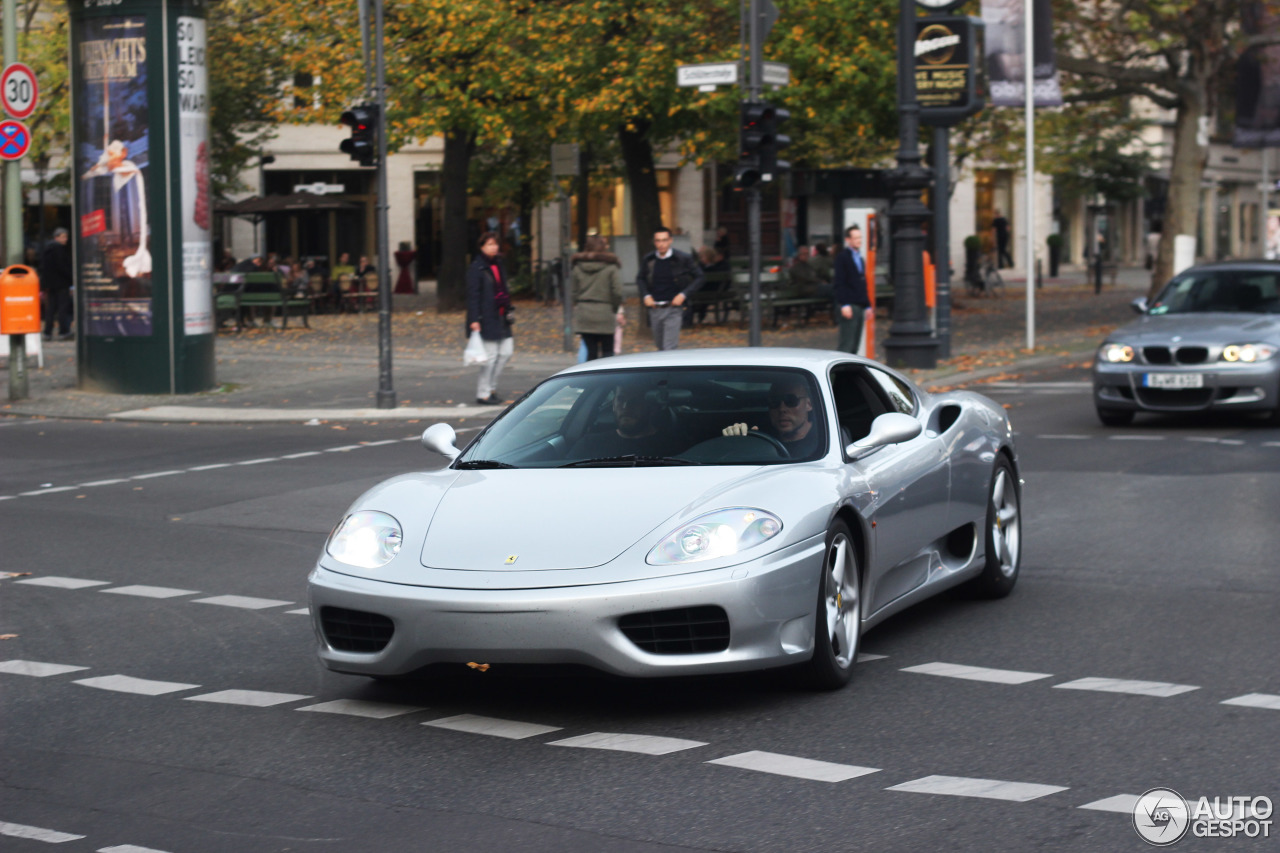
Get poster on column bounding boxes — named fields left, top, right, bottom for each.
left=1267, top=209, right=1280, bottom=260
left=1233, top=2, right=1280, bottom=149
left=178, top=15, right=212, bottom=334
left=981, top=0, right=1062, bottom=108
left=76, top=15, right=153, bottom=336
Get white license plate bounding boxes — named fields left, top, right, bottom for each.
left=1144, top=373, right=1204, bottom=389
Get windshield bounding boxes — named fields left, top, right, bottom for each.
left=457, top=367, right=828, bottom=468
left=1149, top=270, right=1280, bottom=315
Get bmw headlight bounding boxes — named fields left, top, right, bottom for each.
left=1099, top=343, right=1135, bottom=363
left=1221, top=343, right=1276, bottom=363
left=326, top=511, right=403, bottom=569
left=647, top=508, right=783, bottom=566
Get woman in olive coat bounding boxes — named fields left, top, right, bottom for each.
left=571, top=235, right=624, bottom=360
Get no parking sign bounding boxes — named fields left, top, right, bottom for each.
left=0, top=119, right=31, bottom=161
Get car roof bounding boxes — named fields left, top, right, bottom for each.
left=554, top=347, right=886, bottom=377
left=1173, top=260, right=1280, bottom=275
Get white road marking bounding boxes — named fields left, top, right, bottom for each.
left=186, top=463, right=231, bottom=471
left=707, top=751, right=880, bottom=782
left=0, top=660, right=90, bottom=677
left=191, top=594, right=292, bottom=610
left=281, top=451, right=322, bottom=459
left=17, top=576, right=110, bottom=589
left=298, top=699, right=426, bottom=719
left=19, top=486, right=79, bottom=495
left=548, top=732, right=707, bottom=755
left=101, top=585, right=199, bottom=599
left=1185, top=437, right=1219, bottom=443
left=185, top=689, right=311, bottom=707
left=286, top=607, right=310, bottom=615
left=1264, top=441, right=1280, bottom=447
left=99, top=845, right=174, bottom=853
left=1037, top=434, right=1090, bottom=440
left=235, top=457, right=278, bottom=466
left=0, top=820, right=85, bottom=843
left=856, top=653, right=887, bottom=662
left=887, top=775, right=1068, bottom=801
left=1218, top=439, right=1245, bottom=445
left=79, top=478, right=132, bottom=486
left=901, top=662, right=1052, bottom=684
left=1078, top=794, right=1140, bottom=813
left=362, top=440, right=401, bottom=447
left=131, top=470, right=184, bottom=480
left=74, top=674, right=200, bottom=696
left=1108, top=435, right=1165, bottom=441
left=1221, top=693, right=1280, bottom=711
left=425, top=714, right=561, bottom=740
left=1053, top=677, right=1199, bottom=698
left=325, top=444, right=365, bottom=452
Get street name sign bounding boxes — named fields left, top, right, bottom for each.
left=677, top=62, right=738, bottom=90
left=763, top=62, right=790, bottom=88
left=0, top=119, right=32, bottom=161
left=1, top=63, right=38, bottom=120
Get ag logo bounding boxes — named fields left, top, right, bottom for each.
left=1133, top=787, right=1190, bottom=846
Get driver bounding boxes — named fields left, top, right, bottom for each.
left=722, top=377, right=824, bottom=459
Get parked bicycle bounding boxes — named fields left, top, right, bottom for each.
left=965, top=253, right=1005, bottom=298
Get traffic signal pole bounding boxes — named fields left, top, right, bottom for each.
left=373, top=0, right=394, bottom=408
left=3, top=0, right=21, bottom=265
left=745, top=0, right=764, bottom=348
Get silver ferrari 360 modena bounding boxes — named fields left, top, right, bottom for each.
left=309, top=348, right=1022, bottom=689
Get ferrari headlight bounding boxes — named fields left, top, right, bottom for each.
left=1099, top=343, right=1135, bottom=363
left=1221, top=343, right=1276, bottom=363
left=647, top=508, right=783, bottom=566
left=326, top=511, right=403, bottom=569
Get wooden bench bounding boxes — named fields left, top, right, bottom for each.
left=767, top=287, right=829, bottom=327
left=236, top=272, right=312, bottom=329
left=687, top=271, right=735, bottom=325
left=213, top=275, right=244, bottom=332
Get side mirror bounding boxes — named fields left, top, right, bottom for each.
left=421, top=423, right=461, bottom=460
left=845, top=412, right=922, bottom=458
left=1131, top=297, right=1148, bottom=314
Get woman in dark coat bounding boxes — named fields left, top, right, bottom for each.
left=571, top=235, right=624, bottom=360
left=394, top=241, right=417, bottom=294
left=466, top=232, right=513, bottom=404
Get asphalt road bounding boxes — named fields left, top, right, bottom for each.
left=3, top=374, right=1278, bottom=852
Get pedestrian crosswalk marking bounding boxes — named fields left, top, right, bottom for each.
left=185, top=689, right=311, bottom=707
left=0, top=660, right=89, bottom=677
left=74, top=674, right=200, bottom=695
left=902, top=662, right=1052, bottom=684
left=1054, top=677, right=1199, bottom=698
left=0, top=820, right=85, bottom=843
left=1078, top=794, right=1140, bottom=813
left=887, top=775, right=1068, bottom=801
left=549, top=732, right=707, bottom=754
left=191, top=594, right=293, bottom=610
left=101, top=585, right=199, bottom=599
left=708, top=751, right=880, bottom=782
left=298, top=699, right=426, bottom=718
left=1221, top=693, right=1280, bottom=710
left=16, top=575, right=110, bottom=589
left=425, top=714, right=561, bottom=740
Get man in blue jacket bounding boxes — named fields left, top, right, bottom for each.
left=832, top=224, right=870, bottom=353
left=636, top=227, right=704, bottom=350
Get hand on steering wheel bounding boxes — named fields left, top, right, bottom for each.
left=721, top=423, right=789, bottom=457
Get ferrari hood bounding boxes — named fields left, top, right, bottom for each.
left=420, top=467, right=755, bottom=571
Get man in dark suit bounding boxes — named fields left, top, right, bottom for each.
left=832, top=224, right=870, bottom=354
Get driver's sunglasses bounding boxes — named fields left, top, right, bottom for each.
left=768, top=393, right=806, bottom=409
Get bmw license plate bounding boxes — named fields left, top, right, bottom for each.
left=1143, top=373, right=1204, bottom=389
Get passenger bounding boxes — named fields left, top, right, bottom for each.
left=573, top=382, right=684, bottom=459
left=721, top=376, right=824, bottom=459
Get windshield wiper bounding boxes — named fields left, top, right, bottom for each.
left=455, top=459, right=518, bottom=469
left=560, top=454, right=701, bottom=467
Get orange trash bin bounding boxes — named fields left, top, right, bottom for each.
left=1, top=265, right=42, bottom=335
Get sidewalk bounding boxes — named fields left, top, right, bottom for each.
left=0, top=265, right=1152, bottom=423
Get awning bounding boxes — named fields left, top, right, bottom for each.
left=215, top=192, right=360, bottom=216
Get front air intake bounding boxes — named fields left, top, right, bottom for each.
left=320, top=606, right=394, bottom=653
left=619, top=606, right=730, bottom=654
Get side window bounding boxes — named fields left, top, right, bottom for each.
left=866, top=367, right=916, bottom=415
left=830, top=365, right=889, bottom=448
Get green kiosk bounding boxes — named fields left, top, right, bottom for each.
left=69, top=0, right=214, bottom=393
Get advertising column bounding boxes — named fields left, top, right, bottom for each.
left=69, top=0, right=214, bottom=394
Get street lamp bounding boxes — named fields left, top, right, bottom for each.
left=882, top=0, right=942, bottom=369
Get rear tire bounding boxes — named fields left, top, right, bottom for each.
left=1096, top=407, right=1134, bottom=427
left=967, top=459, right=1021, bottom=599
left=802, top=520, right=861, bottom=690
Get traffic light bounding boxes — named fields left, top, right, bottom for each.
left=339, top=105, right=379, bottom=167
left=735, top=102, right=790, bottom=187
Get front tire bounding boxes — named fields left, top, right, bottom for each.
left=967, top=459, right=1021, bottom=599
left=802, top=520, right=861, bottom=690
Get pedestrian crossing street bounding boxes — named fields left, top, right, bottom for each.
left=4, top=569, right=1278, bottom=842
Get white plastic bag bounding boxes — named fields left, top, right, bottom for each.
left=463, top=330, right=487, bottom=366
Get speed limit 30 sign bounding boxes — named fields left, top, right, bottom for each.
left=2, top=63, right=39, bottom=120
